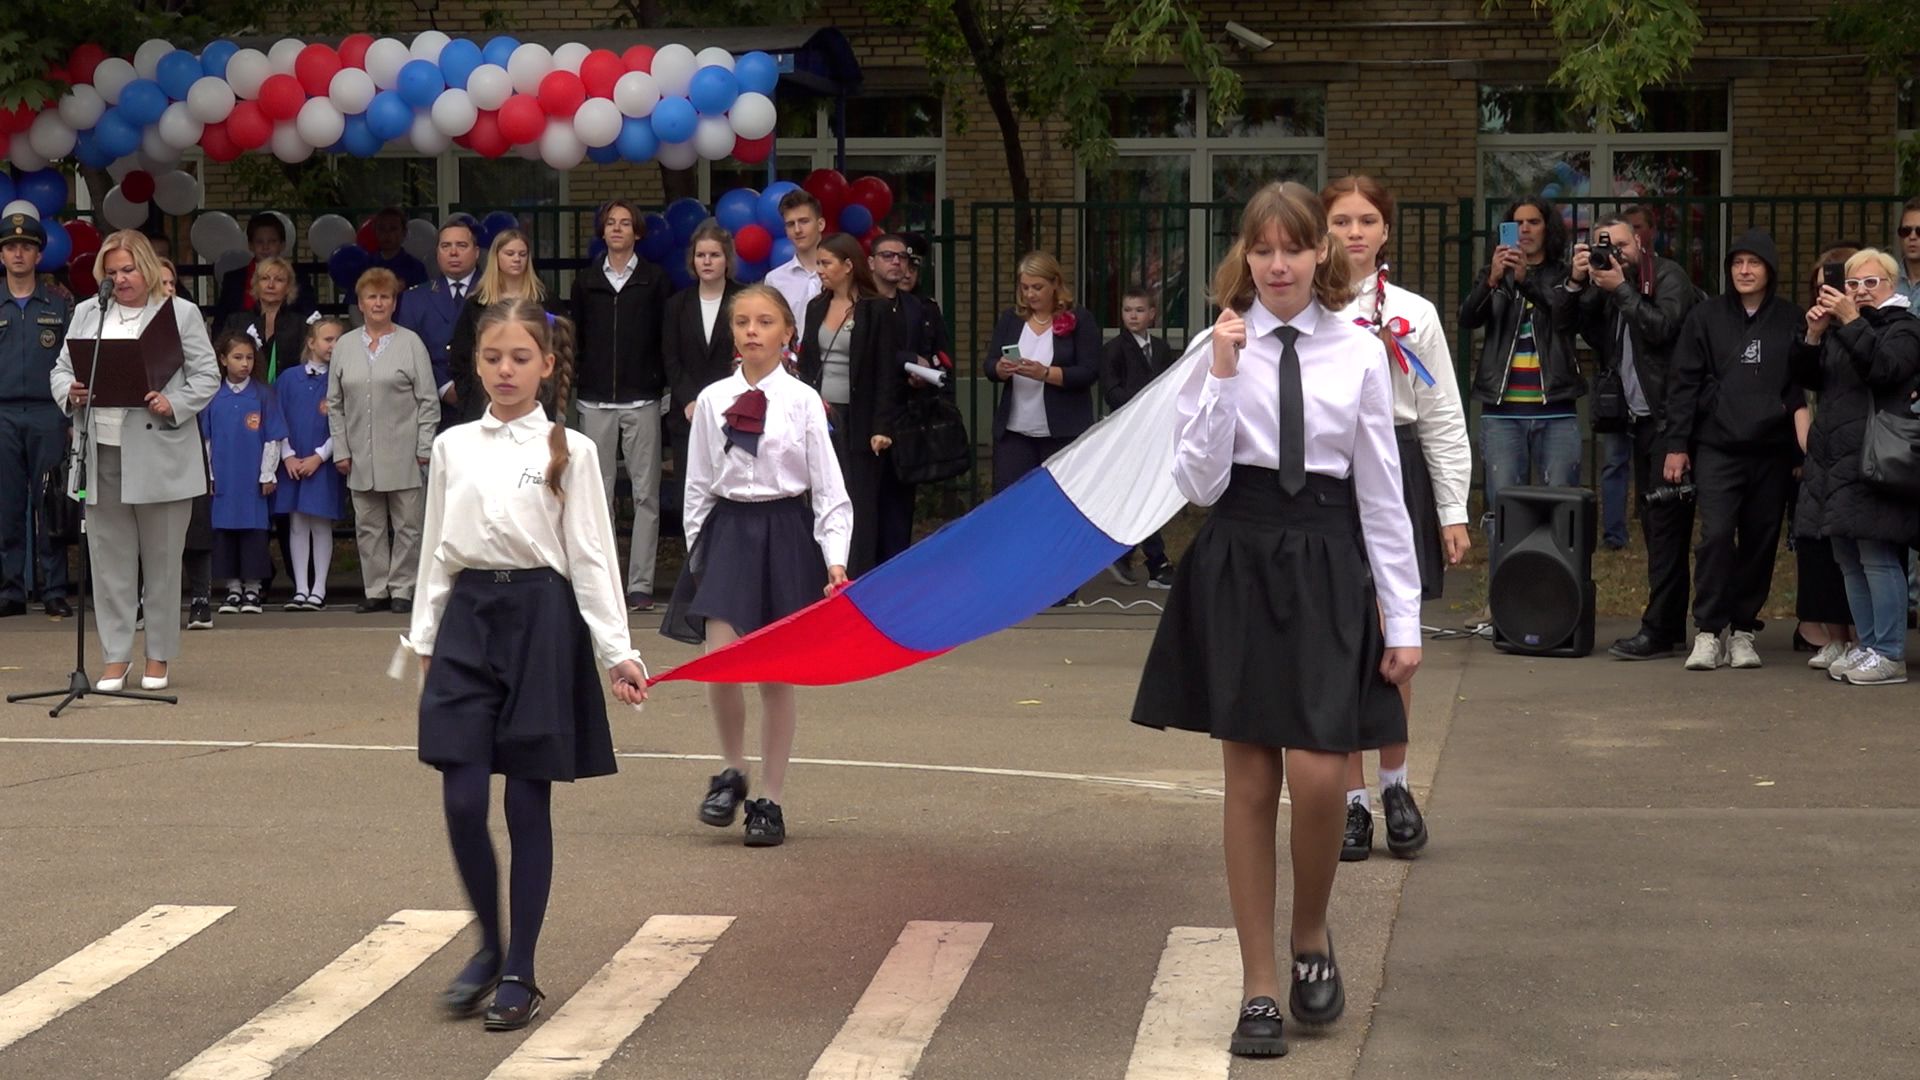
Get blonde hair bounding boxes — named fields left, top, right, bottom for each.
left=475, top=228, right=547, bottom=305
left=1213, top=181, right=1354, bottom=315
left=355, top=267, right=402, bottom=300
left=1846, top=248, right=1900, bottom=281
left=687, top=220, right=737, bottom=279
left=251, top=256, right=299, bottom=305
left=1013, top=251, right=1073, bottom=318
left=94, top=230, right=168, bottom=304
left=303, top=315, right=349, bottom=362
left=473, top=299, right=575, bottom=496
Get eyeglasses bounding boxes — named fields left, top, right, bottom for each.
left=1844, top=276, right=1887, bottom=290
left=1899, top=226, right=1920, bottom=238
left=873, top=250, right=908, bottom=262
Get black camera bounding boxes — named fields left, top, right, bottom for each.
left=1644, top=482, right=1695, bottom=505
left=1590, top=233, right=1615, bottom=272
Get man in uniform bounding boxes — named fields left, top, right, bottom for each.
left=0, top=213, right=73, bottom=617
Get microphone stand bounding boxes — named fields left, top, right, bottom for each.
left=10, top=289, right=178, bottom=716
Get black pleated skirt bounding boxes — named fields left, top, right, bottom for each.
left=418, top=568, right=616, bottom=781
left=1130, top=467, right=1407, bottom=753
left=1397, top=423, right=1446, bottom=600
left=661, top=495, right=827, bottom=645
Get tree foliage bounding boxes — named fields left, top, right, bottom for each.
left=1485, top=0, right=1703, bottom=133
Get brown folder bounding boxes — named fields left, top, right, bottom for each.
left=69, top=302, right=186, bottom=408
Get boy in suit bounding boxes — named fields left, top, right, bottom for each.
left=1099, top=287, right=1174, bottom=587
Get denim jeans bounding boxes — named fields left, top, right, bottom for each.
left=1600, top=431, right=1632, bottom=547
left=1478, top=415, right=1583, bottom=533
left=1832, top=536, right=1907, bottom=660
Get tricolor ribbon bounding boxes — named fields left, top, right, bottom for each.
left=1357, top=267, right=1438, bottom=388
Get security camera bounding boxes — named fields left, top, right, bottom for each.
left=1225, top=21, right=1274, bottom=51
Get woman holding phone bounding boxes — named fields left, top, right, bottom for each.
left=984, top=252, right=1101, bottom=497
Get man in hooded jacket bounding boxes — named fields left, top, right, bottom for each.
left=1660, top=229, right=1806, bottom=670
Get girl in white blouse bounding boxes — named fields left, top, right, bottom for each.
left=663, top=284, right=852, bottom=848
left=409, top=299, right=647, bottom=1033
left=1129, top=181, right=1422, bottom=1058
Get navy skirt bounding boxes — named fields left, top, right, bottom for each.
left=418, top=568, right=616, bottom=781
left=1397, top=423, right=1446, bottom=600
left=1130, top=467, right=1407, bottom=753
left=662, top=495, right=827, bottom=645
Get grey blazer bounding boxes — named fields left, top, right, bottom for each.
left=327, top=325, right=440, bottom=493
left=50, top=295, right=218, bottom=506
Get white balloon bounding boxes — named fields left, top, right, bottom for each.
left=514, top=140, right=542, bottom=161
left=539, top=119, right=586, bottom=169
left=728, top=91, right=776, bottom=140
left=296, top=97, right=346, bottom=148
left=225, top=49, right=270, bottom=100
left=329, top=68, right=376, bottom=115
left=268, top=38, right=306, bottom=76
left=153, top=170, right=201, bottom=215
left=649, top=44, right=697, bottom=98
left=465, top=65, right=512, bottom=111
left=134, top=39, right=175, bottom=79
left=102, top=186, right=148, bottom=230
left=107, top=156, right=139, bottom=181
left=1, top=199, right=39, bottom=221
left=92, top=58, right=138, bottom=105
left=213, top=248, right=252, bottom=284
left=271, top=121, right=314, bottom=163
left=572, top=98, right=621, bottom=147
left=507, top=43, right=554, bottom=95
left=308, top=213, right=355, bottom=257
left=692, top=115, right=735, bottom=161
left=136, top=147, right=180, bottom=173
left=694, top=47, right=735, bottom=72
left=8, top=133, right=49, bottom=173
left=409, top=113, right=451, bottom=154
left=189, top=212, right=245, bottom=262
left=58, top=85, right=106, bottom=130
left=364, top=38, right=410, bottom=90
left=160, top=101, right=207, bottom=148
left=27, top=112, right=77, bottom=161
left=552, top=43, right=590, bottom=74
left=430, top=88, right=478, bottom=137
left=402, top=217, right=438, bottom=264
left=184, top=77, right=235, bottom=125
left=410, top=31, right=451, bottom=64
left=613, top=71, right=660, bottom=118
left=655, top=139, right=696, bottom=171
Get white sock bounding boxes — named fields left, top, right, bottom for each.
left=242, top=579, right=261, bottom=593
left=290, top=517, right=312, bottom=597
left=226, top=579, right=243, bottom=595
left=1378, top=765, right=1409, bottom=792
left=1346, top=788, right=1370, bottom=810
left=307, top=517, right=334, bottom=600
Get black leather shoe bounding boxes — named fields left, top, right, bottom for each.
left=483, top=976, right=544, bottom=1031
left=1289, top=934, right=1345, bottom=1026
left=699, top=768, right=749, bottom=827
left=1228, top=996, right=1287, bottom=1057
left=1608, top=629, right=1674, bottom=660
left=743, top=798, right=786, bottom=847
left=1381, top=785, right=1428, bottom=858
left=1340, top=802, right=1373, bottom=862
left=42, top=597, right=72, bottom=618
left=391, top=597, right=413, bottom=614
left=439, top=950, right=501, bottom=1017
left=0, top=600, right=25, bottom=617
left=355, top=597, right=391, bottom=613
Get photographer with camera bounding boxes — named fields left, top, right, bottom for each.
left=1661, top=230, right=1805, bottom=670
left=1571, top=216, right=1699, bottom=660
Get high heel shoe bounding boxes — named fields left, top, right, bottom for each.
left=141, top=663, right=169, bottom=691
left=95, top=668, right=128, bottom=692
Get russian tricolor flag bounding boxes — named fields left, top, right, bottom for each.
left=647, top=336, right=1212, bottom=687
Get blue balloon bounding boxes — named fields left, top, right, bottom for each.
left=649, top=97, right=697, bottom=144
left=586, top=143, right=620, bottom=165
left=668, top=260, right=695, bottom=291
left=735, top=51, right=779, bottom=96
left=157, top=51, right=202, bottom=101
left=17, top=170, right=68, bottom=217
left=735, top=257, right=769, bottom=285
left=93, top=110, right=142, bottom=160
left=328, top=244, right=372, bottom=292
left=397, top=60, right=444, bottom=110
left=714, top=187, right=760, bottom=232
left=481, top=36, right=520, bottom=68
left=768, top=236, right=795, bottom=270
left=615, top=116, right=657, bottom=163
left=200, top=40, right=239, bottom=79
left=40, top=220, right=71, bottom=272
left=74, top=130, right=115, bottom=170
left=757, top=181, right=799, bottom=233
left=0, top=173, right=12, bottom=207
left=664, top=197, right=708, bottom=245
left=341, top=113, right=384, bottom=157
left=482, top=210, right=519, bottom=238
left=837, top=203, right=873, bottom=237
left=1540, top=183, right=1562, bottom=198
left=438, top=39, right=483, bottom=90
left=365, top=91, right=413, bottom=142
left=637, top=215, right=675, bottom=262
left=117, top=79, right=169, bottom=127
left=688, top=66, right=740, bottom=117
left=586, top=237, right=607, bottom=263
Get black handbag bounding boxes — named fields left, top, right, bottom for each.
left=1590, top=366, right=1628, bottom=433
left=890, top=392, right=972, bottom=485
left=1860, top=405, right=1920, bottom=500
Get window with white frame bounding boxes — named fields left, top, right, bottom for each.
left=1477, top=84, right=1730, bottom=205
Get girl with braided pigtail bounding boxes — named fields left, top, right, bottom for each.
left=407, top=298, right=649, bottom=1032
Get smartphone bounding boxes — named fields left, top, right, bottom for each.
left=1498, top=221, right=1520, bottom=249
left=1821, top=262, right=1847, bottom=293
left=1001, top=344, right=1022, bottom=361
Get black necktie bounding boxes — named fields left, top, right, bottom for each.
left=451, top=281, right=465, bottom=301
left=1274, top=325, right=1306, bottom=494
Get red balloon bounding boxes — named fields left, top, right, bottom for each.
left=0, top=104, right=30, bottom=137
left=621, top=45, right=655, bottom=72
left=64, top=219, right=100, bottom=254
left=68, top=43, right=108, bottom=85
left=294, top=43, right=341, bottom=97
left=47, top=64, right=70, bottom=86
left=338, top=34, right=375, bottom=70
left=466, top=110, right=508, bottom=158
left=119, top=170, right=155, bottom=204
left=803, top=169, right=850, bottom=219
left=580, top=49, right=626, bottom=99
left=857, top=232, right=874, bottom=256
left=537, top=70, right=585, bottom=118
left=356, top=217, right=379, bottom=253
left=259, top=74, right=306, bottom=122
left=226, top=100, right=272, bottom=150
left=732, top=132, right=773, bottom=165
left=200, top=121, right=240, bottom=163
left=69, top=255, right=99, bottom=298
left=497, top=94, right=545, bottom=143
left=849, top=176, right=894, bottom=222
left=734, top=224, right=772, bottom=264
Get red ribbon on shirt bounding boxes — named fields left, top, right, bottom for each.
left=722, top=388, right=768, bottom=456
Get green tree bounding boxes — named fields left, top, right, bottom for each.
left=1484, top=0, right=1704, bottom=132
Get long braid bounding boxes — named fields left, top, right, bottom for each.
left=544, top=311, right=575, bottom=496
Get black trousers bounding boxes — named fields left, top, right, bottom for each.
left=992, top=432, right=1073, bottom=494
left=1631, top=416, right=1695, bottom=643
left=0, top=401, right=70, bottom=603
left=1691, top=444, right=1792, bottom=634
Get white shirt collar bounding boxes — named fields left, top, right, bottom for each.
left=478, top=404, right=552, bottom=444
left=449, top=273, right=475, bottom=291
left=304, top=361, right=327, bottom=375
left=1247, top=296, right=1323, bottom=338
left=226, top=378, right=250, bottom=392
left=773, top=256, right=819, bottom=281
left=604, top=253, right=636, bottom=276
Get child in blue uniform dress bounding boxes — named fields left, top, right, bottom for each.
left=274, top=317, right=348, bottom=610
left=201, top=332, right=288, bottom=614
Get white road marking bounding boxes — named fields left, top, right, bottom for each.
left=0, top=904, right=234, bottom=1052
left=807, top=920, right=991, bottom=1080
left=1122, top=926, right=1243, bottom=1080
left=485, top=914, right=734, bottom=1080
left=168, top=908, right=471, bottom=1080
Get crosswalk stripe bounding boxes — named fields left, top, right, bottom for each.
left=168, top=908, right=471, bottom=1080
left=807, top=920, right=992, bottom=1080
left=486, top=914, right=735, bottom=1080
left=1122, top=926, right=1241, bottom=1080
left=0, top=904, right=235, bottom=1053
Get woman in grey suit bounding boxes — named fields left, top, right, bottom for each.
left=328, top=267, right=440, bottom=614
left=51, top=231, right=219, bottom=691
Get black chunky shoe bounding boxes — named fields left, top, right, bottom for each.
left=1228, top=996, right=1287, bottom=1057
left=1381, top=784, right=1428, bottom=858
left=1289, top=934, right=1345, bottom=1027
left=483, top=976, right=544, bottom=1032
left=743, top=798, right=786, bottom=847
left=439, top=949, right=501, bottom=1017
left=1340, top=801, right=1373, bottom=862
left=699, top=768, right=748, bottom=827
left=1608, top=629, right=1674, bottom=660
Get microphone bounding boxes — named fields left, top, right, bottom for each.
left=97, top=278, right=114, bottom=305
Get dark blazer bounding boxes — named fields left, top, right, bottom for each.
left=220, top=305, right=311, bottom=384
left=799, top=293, right=902, bottom=576
left=1099, top=330, right=1173, bottom=410
left=985, top=307, right=1101, bottom=441
left=210, top=261, right=317, bottom=336
left=396, top=274, right=475, bottom=398
left=663, top=282, right=743, bottom=439
left=441, top=289, right=565, bottom=426
left=571, top=259, right=671, bottom=404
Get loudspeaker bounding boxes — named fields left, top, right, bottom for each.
left=1489, top=485, right=1595, bottom=657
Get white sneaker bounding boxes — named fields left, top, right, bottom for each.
left=1684, top=631, right=1725, bottom=671
left=1845, top=651, right=1909, bottom=685
left=1829, top=647, right=1871, bottom=681
left=1807, top=641, right=1848, bottom=670
left=1728, top=630, right=1762, bottom=669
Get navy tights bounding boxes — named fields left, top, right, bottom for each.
left=441, top=763, right=552, bottom=1010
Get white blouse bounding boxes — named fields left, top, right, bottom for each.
left=1337, top=273, right=1473, bottom=528
left=1173, top=298, right=1423, bottom=647
left=1007, top=323, right=1053, bottom=437
left=684, top=364, right=853, bottom=570
left=409, top=407, right=640, bottom=670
